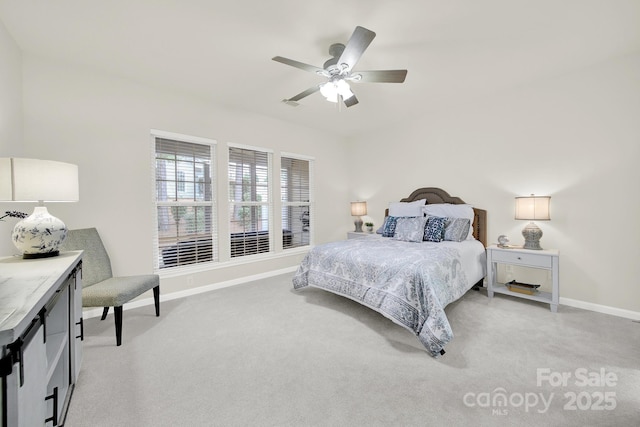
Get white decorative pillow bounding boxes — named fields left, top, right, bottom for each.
left=393, top=217, right=427, bottom=242
left=443, top=218, right=471, bottom=242
left=422, top=204, right=475, bottom=240
left=388, top=199, right=426, bottom=217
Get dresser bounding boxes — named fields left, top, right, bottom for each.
left=0, top=251, right=83, bottom=426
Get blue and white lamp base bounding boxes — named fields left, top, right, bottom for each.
left=12, top=206, right=67, bottom=258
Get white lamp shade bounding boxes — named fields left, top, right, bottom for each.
left=0, top=158, right=79, bottom=202
left=0, top=158, right=12, bottom=200
left=351, top=201, right=367, bottom=216
left=515, top=195, right=550, bottom=221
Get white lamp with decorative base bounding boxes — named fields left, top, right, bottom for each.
left=515, top=194, right=550, bottom=250
left=350, top=201, right=367, bottom=233
left=1, top=158, right=79, bottom=258
left=12, top=206, right=69, bottom=258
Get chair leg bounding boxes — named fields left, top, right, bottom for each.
left=101, top=307, right=109, bottom=320
left=114, top=306, right=123, bottom=346
left=153, top=285, right=160, bottom=317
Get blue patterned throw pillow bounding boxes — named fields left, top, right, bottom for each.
left=443, top=217, right=471, bottom=242
left=423, top=216, right=446, bottom=242
left=381, top=216, right=399, bottom=237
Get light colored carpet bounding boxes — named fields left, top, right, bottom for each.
left=65, top=273, right=640, bottom=426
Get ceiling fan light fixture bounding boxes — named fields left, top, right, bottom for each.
left=273, top=26, right=406, bottom=108
left=319, top=82, right=338, bottom=103
left=320, top=80, right=354, bottom=103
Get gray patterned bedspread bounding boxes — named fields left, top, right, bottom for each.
left=292, top=238, right=475, bottom=356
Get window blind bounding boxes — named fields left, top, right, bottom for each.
left=281, top=156, right=312, bottom=249
left=154, top=136, right=217, bottom=269
left=228, top=146, right=272, bottom=258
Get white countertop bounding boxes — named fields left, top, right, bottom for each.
left=0, top=251, right=82, bottom=346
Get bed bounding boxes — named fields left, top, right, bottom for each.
left=292, top=187, right=487, bottom=356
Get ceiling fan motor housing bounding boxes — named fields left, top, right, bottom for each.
left=323, top=43, right=346, bottom=70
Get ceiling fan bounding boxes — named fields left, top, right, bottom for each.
left=272, top=26, right=407, bottom=108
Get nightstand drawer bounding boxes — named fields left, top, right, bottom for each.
left=491, top=250, right=552, bottom=268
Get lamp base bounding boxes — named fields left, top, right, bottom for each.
left=23, top=251, right=60, bottom=259
left=353, top=216, right=363, bottom=233
left=522, top=221, right=543, bottom=250
left=12, top=206, right=67, bottom=258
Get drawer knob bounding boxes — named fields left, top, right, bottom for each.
left=517, top=256, right=522, bottom=260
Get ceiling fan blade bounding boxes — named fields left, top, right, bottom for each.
left=272, top=56, right=326, bottom=75
left=352, top=70, right=407, bottom=83
left=344, top=94, right=359, bottom=108
left=337, top=26, right=376, bottom=72
left=286, top=85, right=320, bottom=103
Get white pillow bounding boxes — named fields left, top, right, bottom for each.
left=422, top=203, right=475, bottom=240
left=394, top=217, right=427, bottom=242
left=388, top=199, right=426, bottom=217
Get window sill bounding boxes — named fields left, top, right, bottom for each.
left=156, top=246, right=311, bottom=278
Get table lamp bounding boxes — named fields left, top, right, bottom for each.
left=0, top=158, right=79, bottom=258
left=350, top=201, right=367, bottom=232
left=515, top=194, right=550, bottom=250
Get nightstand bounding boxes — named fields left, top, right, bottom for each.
left=347, top=231, right=370, bottom=239
left=486, top=245, right=560, bottom=312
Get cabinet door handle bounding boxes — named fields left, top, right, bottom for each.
left=76, top=318, right=84, bottom=341
left=45, top=386, right=58, bottom=426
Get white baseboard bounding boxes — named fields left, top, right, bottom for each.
left=83, top=268, right=640, bottom=323
left=82, top=266, right=298, bottom=319
left=559, top=297, right=640, bottom=321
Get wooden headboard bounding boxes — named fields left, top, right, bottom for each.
left=383, top=187, right=487, bottom=247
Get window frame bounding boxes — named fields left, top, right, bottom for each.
left=227, top=143, right=274, bottom=258
left=151, top=129, right=217, bottom=272
left=280, top=152, right=314, bottom=250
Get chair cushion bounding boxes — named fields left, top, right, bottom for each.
left=82, top=275, right=159, bottom=307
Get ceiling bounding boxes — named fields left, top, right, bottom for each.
left=1, top=0, right=639, bottom=137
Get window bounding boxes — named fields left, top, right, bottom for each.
left=281, top=155, right=312, bottom=249
left=153, top=132, right=216, bottom=269
left=152, top=132, right=311, bottom=268
left=228, top=145, right=272, bottom=258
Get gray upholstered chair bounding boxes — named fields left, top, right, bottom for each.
left=61, top=228, right=160, bottom=346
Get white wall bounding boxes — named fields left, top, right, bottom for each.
left=5, top=30, right=639, bottom=314
left=0, top=19, right=21, bottom=151
left=348, top=52, right=640, bottom=313
left=0, top=19, right=25, bottom=256
left=16, top=54, right=349, bottom=295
